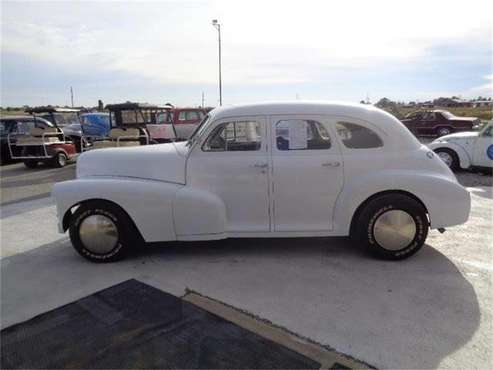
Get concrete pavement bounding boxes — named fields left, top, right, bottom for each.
left=1, top=162, right=492, bottom=369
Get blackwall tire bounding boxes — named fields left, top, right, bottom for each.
left=434, top=148, right=459, bottom=171
left=23, top=160, right=38, bottom=169
left=69, top=201, right=137, bottom=262
left=353, top=194, right=429, bottom=260
left=52, top=152, right=67, bottom=168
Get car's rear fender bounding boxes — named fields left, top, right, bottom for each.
left=334, top=170, right=470, bottom=234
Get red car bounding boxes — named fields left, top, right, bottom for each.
left=157, top=107, right=208, bottom=140
left=401, top=110, right=479, bottom=137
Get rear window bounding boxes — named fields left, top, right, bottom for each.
left=336, top=122, right=383, bottom=149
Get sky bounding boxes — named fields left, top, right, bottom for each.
left=1, top=0, right=492, bottom=107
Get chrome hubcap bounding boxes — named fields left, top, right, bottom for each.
left=58, top=154, right=66, bottom=166
left=79, top=215, right=118, bottom=254
left=439, top=129, right=450, bottom=136
left=437, top=151, right=453, bottom=167
left=373, top=210, right=416, bottom=251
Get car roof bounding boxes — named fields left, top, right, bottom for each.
left=208, top=101, right=421, bottom=150
left=26, top=107, right=80, bottom=114
left=105, top=102, right=171, bottom=111
left=80, top=112, right=109, bottom=116
left=0, top=115, right=53, bottom=124
left=210, top=101, right=386, bottom=119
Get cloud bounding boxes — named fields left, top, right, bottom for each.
left=2, top=0, right=492, bottom=86
left=467, top=74, right=493, bottom=97
left=1, top=0, right=492, bottom=105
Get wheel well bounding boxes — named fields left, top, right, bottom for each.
left=349, top=190, right=429, bottom=236
left=62, top=199, right=143, bottom=241
left=434, top=147, right=458, bottom=156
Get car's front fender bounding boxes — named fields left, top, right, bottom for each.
left=52, top=178, right=182, bottom=242
left=428, top=141, right=472, bottom=169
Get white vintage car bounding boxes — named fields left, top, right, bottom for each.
left=428, top=120, right=493, bottom=170
left=52, top=102, right=471, bottom=262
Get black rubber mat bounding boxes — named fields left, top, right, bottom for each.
left=1, top=279, right=320, bottom=369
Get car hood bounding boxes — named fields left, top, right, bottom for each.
left=436, top=131, right=478, bottom=141
left=62, top=123, right=83, bottom=137
left=76, top=142, right=188, bottom=184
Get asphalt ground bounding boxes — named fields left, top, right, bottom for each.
left=1, top=160, right=492, bottom=369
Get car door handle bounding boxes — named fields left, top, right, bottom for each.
left=322, top=161, right=341, bottom=167
left=251, top=162, right=269, bottom=169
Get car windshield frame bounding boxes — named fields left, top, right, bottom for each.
left=186, top=114, right=210, bottom=147
left=440, top=111, right=455, bottom=120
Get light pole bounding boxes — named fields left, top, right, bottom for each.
left=212, top=19, right=222, bottom=106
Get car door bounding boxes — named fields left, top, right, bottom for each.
left=269, top=115, right=343, bottom=231
left=187, top=116, right=270, bottom=232
left=420, top=112, right=436, bottom=135
left=472, top=123, right=493, bottom=167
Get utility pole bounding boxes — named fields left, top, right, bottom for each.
left=201, top=91, right=205, bottom=108
left=212, top=19, right=222, bottom=106
left=70, top=86, right=74, bottom=107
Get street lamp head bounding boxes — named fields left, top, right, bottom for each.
left=212, top=19, right=220, bottom=29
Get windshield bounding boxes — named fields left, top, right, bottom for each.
left=0, top=121, right=12, bottom=135
left=186, top=114, right=210, bottom=146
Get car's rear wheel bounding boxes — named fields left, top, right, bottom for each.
left=69, top=201, right=137, bottom=262
left=353, top=194, right=429, bottom=260
left=23, top=160, right=38, bottom=169
left=52, top=152, right=67, bottom=168
left=434, top=148, right=459, bottom=170
left=436, top=127, right=452, bottom=137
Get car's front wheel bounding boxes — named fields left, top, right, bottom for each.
left=69, top=201, right=138, bottom=262
left=434, top=148, right=459, bottom=170
left=353, top=194, right=429, bottom=260
left=52, top=152, right=67, bottom=168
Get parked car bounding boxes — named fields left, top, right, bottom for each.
left=428, top=120, right=493, bottom=171
left=52, top=102, right=470, bottom=263
left=0, top=115, right=54, bottom=164
left=68, top=112, right=110, bottom=138
left=401, top=110, right=479, bottom=137
left=157, top=107, right=207, bottom=140
left=7, top=107, right=82, bottom=168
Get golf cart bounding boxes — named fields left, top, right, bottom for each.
left=7, top=107, right=82, bottom=168
left=86, top=103, right=176, bottom=150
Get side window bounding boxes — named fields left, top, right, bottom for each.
left=482, top=125, right=493, bottom=137
left=17, top=120, right=36, bottom=134
left=178, top=111, right=187, bottom=121
left=186, top=111, right=200, bottom=121
left=203, top=121, right=262, bottom=152
left=275, top=119, right=331, bottom=150
left=336, top=122, right=383, bottom=149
